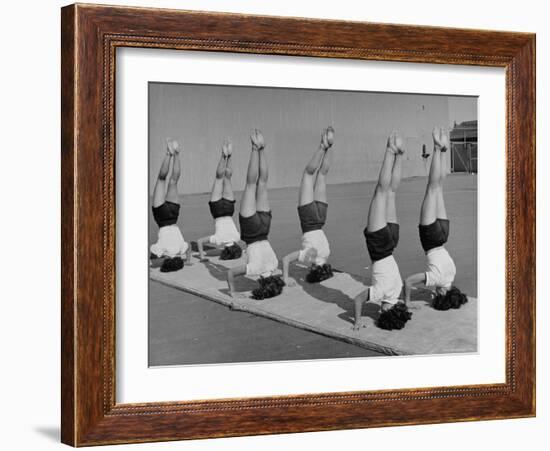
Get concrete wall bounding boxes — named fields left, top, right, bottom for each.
left=149, top=83, right=468, bottom=194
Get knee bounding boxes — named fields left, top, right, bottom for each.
left=157, top=173, right=168, bottom=181
left=246, top=173, right=258, bottom=185
left=304, top=165, right=317, bottom=176
left=258, top=173, right=269, bottom=184
left=245, top=182, right=257, bottom=192
left=375, top=183, right=390, bottom=195
left=224, top=167, right=233, bottom=178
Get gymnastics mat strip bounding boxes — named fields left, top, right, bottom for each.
left=150, top=254, right=477, bottom=356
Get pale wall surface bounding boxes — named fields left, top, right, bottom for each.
left=149, top=83, right=473, bottom=194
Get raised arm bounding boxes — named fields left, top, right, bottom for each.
left=282, top=251, right=300, bottom=286
left=227, top=264, right=247, bottom=298
left=404, top=273, right=426, bottom=306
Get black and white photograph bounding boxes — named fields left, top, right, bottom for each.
left=148, top=83, right=478, bottom=366
left=2, top=0, right=545, bottom=449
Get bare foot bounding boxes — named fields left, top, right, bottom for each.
left=432, top=126, right=450, bottom=151
left=387, top=131, right=405, bottom=155
left=222, top=138, right=232, bottom=158
left=166, top=138, right=180, bottom=155
left=321, top=126, right=335, bottom=150
left=250, top=129, right=265, bottom=150
left=165, top=138, right=174, bottom=155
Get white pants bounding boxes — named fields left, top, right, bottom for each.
left=150, top=225, right=188, bottom=258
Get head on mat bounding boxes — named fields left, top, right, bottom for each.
left=251, top=275, right=286, bottom=300
left=226, top=129, right=282, bottom=299
left=404, top=126, right=468, bottom=309
left=282, top=127, right=335, bottom=286
left=196, top=138, right=243, bottom=262
left=149, top=138, right=192, bottom=270
left=352, top=131, right=412, bottom=331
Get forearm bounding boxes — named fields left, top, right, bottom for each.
left=405, top=283, right=412, bottom=304
left=282, top=251, right=299, bottom=281
left=353, top=289, right=369, bottom=326
left=227, top=270, right=236, bottom=294
left=404, top=273, right=426, bottom=304
left=197, top=237, right=208, bottom=260
left=227, top=265, right=246, bottom=296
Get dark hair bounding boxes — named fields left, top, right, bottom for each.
left=432, top=286, right=468, bottom=311
left=376, top=302, right=412, bottom=330
left=160, top=256, right=184, bottom=273
left=306, top=263, right=334, bottom=283
left=220, top=243, right=242, bottom=260
left=252, top=275, right=286, bottom=300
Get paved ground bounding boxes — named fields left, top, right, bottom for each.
left=149, top=174, right=477, bottom=366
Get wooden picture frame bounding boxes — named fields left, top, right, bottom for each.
left=61, top=3, right=535, bottom=446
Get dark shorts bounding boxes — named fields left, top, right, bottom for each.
left=418, top=218, right=450, bottom=252
left=239, top=211, right=272, bottom=245
left=208, top=198, right=235, bottom=219
left=152, top=201, right=180, bottom=228
left=364, top=223, right=400, bottom=262
left=298, top=201, right=328, bottom=233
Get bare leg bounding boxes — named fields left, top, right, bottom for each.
left=420, top=127, right=446, bottom=225
left=210, top=152, right=226, bottom=203
left=152, top=151, right=171, bottom=208
left=367, top=139, right=396, bottom=232
left=313, top=150, right=331, bottom=204
left=386, top=152, right=403, bottom=224
left=248, top=129, right=269, bottom=212
left=166, top=149, right=181, bottom=204
left=222, top=154, right=235, bottom=201
left=255, top=148, right=270, bottom=212
left=299, top=147, right=324, bottom=207
left=240, top=145, right=259, bottom=218
left=436, top=141, right=449, bottom=219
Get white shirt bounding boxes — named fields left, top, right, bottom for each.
left=369, top=255, right=403, bottom=305
left=150, top=225, right=188, bottom=258
left=209, top=216, right=241, bottom=246
left=298, top=229, right=331, bottom=266
left=246, top=240, right=279, bottom=277
left=425, top=247, right=456, bottom=288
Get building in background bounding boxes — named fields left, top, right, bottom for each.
left=150, top=84, right=479, bottom=195
left=450, top=120, right=478, bottom=174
